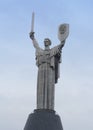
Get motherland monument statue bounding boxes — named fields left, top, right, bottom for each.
left=29, top=12, right=69, bottom=110
left=24, top=12, right=69, bottom=130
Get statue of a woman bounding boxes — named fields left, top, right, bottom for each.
left=29, top=33, right=65, bottom=110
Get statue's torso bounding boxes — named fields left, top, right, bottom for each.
left=36, top=50, right=51, bottom=66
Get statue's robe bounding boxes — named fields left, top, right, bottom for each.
left=32, top=39, right=63, bottom=110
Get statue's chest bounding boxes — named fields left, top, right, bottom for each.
left=41, top=51, right=50, bottom=59
left=44, top=50, right=50, bottom=56
left=37, top=50, right=51, bottom=64
left=37, top=50, right=50, bottom=57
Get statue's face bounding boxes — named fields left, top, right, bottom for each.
left=44, top=39, right=51, bottom=47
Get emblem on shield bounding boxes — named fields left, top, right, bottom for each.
left=58, top=24, right=69, bottom=42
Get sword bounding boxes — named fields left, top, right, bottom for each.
left=31, top=12, right=35, bottom=32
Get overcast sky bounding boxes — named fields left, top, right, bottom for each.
left=0, top=0, right=93, bottom=130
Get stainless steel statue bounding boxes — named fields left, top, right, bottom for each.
left=29, top=13, right=69, bottom=110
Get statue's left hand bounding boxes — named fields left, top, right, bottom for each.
left=61, top=40, right=65, bottom=47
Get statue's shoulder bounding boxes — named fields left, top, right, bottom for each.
left=51, top=44, right=60, bottom=51
left=36, top=48, right=44, bottom=57
left=50, top=45, right=60, bottom=56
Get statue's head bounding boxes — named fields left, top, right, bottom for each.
left=44, top=38, right=51, bottom=47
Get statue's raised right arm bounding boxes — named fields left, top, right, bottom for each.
left=29, top=32, right=40, bottom=50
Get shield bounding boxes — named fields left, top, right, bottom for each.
left=58, top=24, right=69, bottom=41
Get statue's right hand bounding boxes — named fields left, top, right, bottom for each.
left=29, top=32, right=35, bottom=40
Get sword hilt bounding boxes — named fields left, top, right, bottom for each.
left=29, top=31, right=35, bottom=40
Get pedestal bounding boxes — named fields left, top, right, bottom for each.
left=24, top=109, right=63, bottom=130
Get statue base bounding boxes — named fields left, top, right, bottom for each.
left=24, top=109, right=63, bottom=130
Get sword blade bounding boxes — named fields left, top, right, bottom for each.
left=31, top=12, right=35, bottom=32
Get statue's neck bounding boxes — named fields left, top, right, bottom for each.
left=45, top=46, right=50, bottom=50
